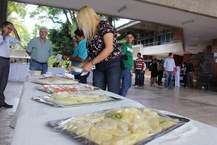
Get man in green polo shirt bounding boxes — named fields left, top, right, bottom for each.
left=26, top=27, right=53, bottom=74
left=119, top=32, right=134, bottom=97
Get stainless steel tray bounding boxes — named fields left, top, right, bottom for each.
left=32, top=76, right=79, bottom=85
left=47, top=107, right=190, bottom=144
left=32, top=92, right=121, bottom=107
left=37, top=84, right=99, bottom=94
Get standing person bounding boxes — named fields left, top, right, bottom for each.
left=164, top=53, right=176, bottom=90
left=62, top=28, right=89, bottom=84
left=0, top=21, right=20, bottom=108
left=175, top=64, right=181, bottom=87
left=119, top=32, right=134, bottom=97
left=157, top=60, right=164, bottom=85
left=185, top=60, right=194, bottom=88
left=134, top=53, right=144, bottom=87
left=141, top=62, right=146, bottom=86
left=26, top=27, right=53, bottom=74
left=150, top=58, right=158, bottom=86
left=76, top=6, right=122, bottom=94
left=182, top=62, right=187, bottom=87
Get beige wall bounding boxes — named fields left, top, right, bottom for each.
left=133, top=42, right=183, bottom=56
left=143, top=0, right=217, bottom=18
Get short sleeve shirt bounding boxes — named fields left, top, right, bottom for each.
left=71, top=39, right=88, bottom=75
left=88, top=21, right=121, bottom=62
left=121, top=43, right=133, bottom=69
left=71, top=39, right=88, bottom=67
left=26, top=37, right=53, bottom=63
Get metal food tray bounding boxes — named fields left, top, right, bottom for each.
left=32, top=93, right=121, bottom=107
left=37, top=84, right=99, bottom=94
left=32, top=76, right=79, bottom=85
left=47, top=107, right=190, bottom=145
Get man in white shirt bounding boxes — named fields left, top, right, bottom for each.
left=0, top=21, right=20, bottom=108
left=164, top=53, right=176, bottom=89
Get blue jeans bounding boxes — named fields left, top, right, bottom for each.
left=165, top=71, right=173, bottom=89
left=93, top=61, right=121, bottom=94
left=29, top=59, right=48, bottom=74
left=120, top=69, right=132, bottom=97
left=135, top=69, right=143, bottom=86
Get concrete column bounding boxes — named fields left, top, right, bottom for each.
left=0, top=0, right=8, bottom=25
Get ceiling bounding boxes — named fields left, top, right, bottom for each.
left=12, top=0, right=217, bottom=53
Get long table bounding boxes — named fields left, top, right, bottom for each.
left=11, top=76, right=217, bottom=145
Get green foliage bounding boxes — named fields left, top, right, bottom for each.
left=48, top=55, right=58, bottom=67
left=48, top=55, right=71, bottom=68
left=48, top=23, right=75, bottom=55
left=7, top=2, right=31, bottom=49
left=8, top=2, right=26, bottom=18
left=30, top=6, right=69, bottom=28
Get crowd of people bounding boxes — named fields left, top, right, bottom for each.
left=0, top=6, right=197, bottom=109
left=148, top=53, right=195, bottom=89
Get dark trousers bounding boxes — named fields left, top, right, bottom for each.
left=158, top=70, right=163, bottom=85
left=74, top=72, right=90, bottom=84
left=0, top=57, right=10, bottom=105
left=186, top=72, right=194, bottom=87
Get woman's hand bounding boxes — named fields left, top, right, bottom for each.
left=83, top=62, right=93, bottom=72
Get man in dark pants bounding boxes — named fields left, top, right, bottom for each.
left=185, top=60, right=194, bottom=88
left=0, top=21, right=20, bottom=108
left=134, top=53, right=144, bottom=87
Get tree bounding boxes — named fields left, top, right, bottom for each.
left=30, top=6, right=77, bottom=54
left=7, top=2, right=31, bottom=49
left=49, top=23, right=77, bottom=55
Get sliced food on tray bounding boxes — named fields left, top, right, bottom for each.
left=37, top=84, right=96, bottom=93
left=33, top=93, right=120, bottom=107
left=32, top=76, right=78, bottom=85
left=47, top=107, right=189, bottom=145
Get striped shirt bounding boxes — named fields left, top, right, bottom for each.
left=134, top=57, right=144, bottom=70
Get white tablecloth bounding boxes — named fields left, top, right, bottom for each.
left=47, top=67, right=66, bottom=75
left=9, top=63, right=29, bottom=82
left=11, top=76, right=217, bottom=145
left=8, top=64, right=66, bottom=82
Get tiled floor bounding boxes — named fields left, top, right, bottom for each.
left=1, top=78, right=217, bottom=145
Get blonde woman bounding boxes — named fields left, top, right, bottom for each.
left=76, top=6, right=122, bottom=94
